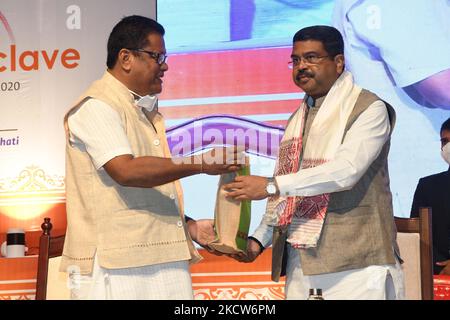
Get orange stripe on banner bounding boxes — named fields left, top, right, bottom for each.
left=264, top=120, right=287, bottom=128
left=160, top=100, right=300, bottom=119
left=159, top=47, right=299, bottom=99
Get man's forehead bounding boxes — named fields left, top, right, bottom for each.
left=441, top=130, right=450, bottom=139
left=144, top=33, right=166, bottom=50
left=292, top=40, right=326, bottom=53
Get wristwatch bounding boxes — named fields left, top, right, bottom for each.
left=266, top=177, right=278, bottom=196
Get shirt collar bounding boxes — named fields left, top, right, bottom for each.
left=305, top=95, right=315, bottom=108
left=305, top=95, right=325, bottom=108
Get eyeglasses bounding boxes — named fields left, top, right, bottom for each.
left=127, top=48, right=167, bottom=65
left=288, top=54, right=330, bottom=69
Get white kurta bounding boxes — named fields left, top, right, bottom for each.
left=284, top=246, right=404, bottom=300
left=69, top=253, right=193, bottom=300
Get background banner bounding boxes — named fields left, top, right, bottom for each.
left=158, top=0, right=450, bottom=229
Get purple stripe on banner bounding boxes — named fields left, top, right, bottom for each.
left=167, top=114, right=285, bottom=159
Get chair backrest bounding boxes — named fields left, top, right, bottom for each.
left=35, top=217, right=65, bottom=300
left=395, top=207, right=433, bottom=300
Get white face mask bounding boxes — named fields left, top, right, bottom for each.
left=441, top=143, right=450, bottom=165
left=131, top=91, right=158, bottom=112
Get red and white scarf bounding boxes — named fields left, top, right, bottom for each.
left=264, top=71, right=361, bottom=248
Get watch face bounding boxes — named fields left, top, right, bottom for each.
left=267, top=183, right=276, bottom=195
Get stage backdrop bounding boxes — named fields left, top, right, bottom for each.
left=0, top=0, right=156, bottom=235
left=158, top=0, right=450, bottom=228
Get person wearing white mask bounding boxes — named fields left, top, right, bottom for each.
left=62, top=15, right=243, bottom=300
left=411, top=117, right=450, bottom=275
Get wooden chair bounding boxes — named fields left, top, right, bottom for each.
left=35, top=217, right=65, bottom=300
left=395, top=207, right=433, bottom=300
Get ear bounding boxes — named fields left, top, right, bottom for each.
left=334, top=54, right=345, bottom=73
left=117, top=48, right=134, bottom=72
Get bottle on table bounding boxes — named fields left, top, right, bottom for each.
left=308, top=288, right=324, bottom=300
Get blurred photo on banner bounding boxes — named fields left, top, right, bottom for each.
left=333, top=0, right=450, bottom=216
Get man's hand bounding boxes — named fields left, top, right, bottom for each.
left=436, top=260, right=450, bottom=275
left=197, top=147, right=246, bottom=175
left=186, top=218, right=222, bottom=256
left=228, top=238, right=263, bottom=263
left=224, top=175, right=272, bottom=201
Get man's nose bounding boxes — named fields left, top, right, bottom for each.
left=160, top=61, right=168, bottom=72
left=297, top=65, right=309, bottom=75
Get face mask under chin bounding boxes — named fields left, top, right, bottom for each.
left=130, top=90, right=158, bottom=112
left=136, top=94, right=157, bottom=111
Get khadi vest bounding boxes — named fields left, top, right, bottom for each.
left=61, top=71, right=201, bottom=274
left=272, top=89, right=399, bottom=279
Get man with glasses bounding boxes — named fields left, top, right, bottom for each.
left=225, top=25, right=405, bottom=299
left=411, top=117, right=450, bottom=276
left=61, top=15, right=242, bottom=300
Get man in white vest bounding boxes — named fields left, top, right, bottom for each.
left=225, top=26, right=405, bottom=300
left=61, top=15, right=243, bottom=300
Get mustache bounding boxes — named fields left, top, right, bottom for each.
left=296, top=70, right=314, bottom=80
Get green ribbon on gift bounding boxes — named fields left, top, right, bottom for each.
left=235, top=165, right=251, bottom=251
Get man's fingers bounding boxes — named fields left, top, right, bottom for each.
left=222, top=183, right=234, bottom=191
left=234, top=195, right=250, bottom=201
left=225, top=190, right=245, bottom=199
left=223, top=182, right=243, bottom=191
left=229, top=252, right=248, bottom=262
left=225, top=192, right=250, bottom=201
left=207, top=248, right=224, bottom=256
left=229, top=254, right=242, bottom=261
